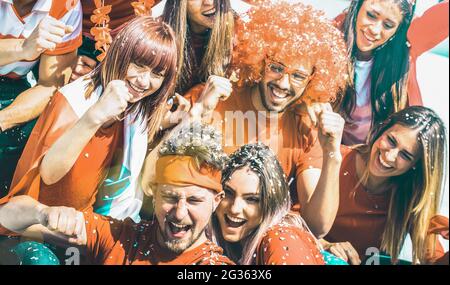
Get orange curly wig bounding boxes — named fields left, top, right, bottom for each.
left=231, top=0, right=349, bottom=103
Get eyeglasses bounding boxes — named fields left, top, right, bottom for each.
left=265, top=59, right=313, bottom=87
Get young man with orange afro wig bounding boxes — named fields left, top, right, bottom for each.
left=185, top=1, right=350, bottom=239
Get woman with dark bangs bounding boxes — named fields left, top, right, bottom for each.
left=334, top=0, right=449, bottom=145
left=72, top=0, right=246, bottom=97
left=70, top=0, right=164, bottom=81
left=0, top=17, right=178, bottom=225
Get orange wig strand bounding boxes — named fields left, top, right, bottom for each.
left=231, top=0, right=349, bottom=103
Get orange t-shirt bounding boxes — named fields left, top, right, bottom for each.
left=36, top=120, right=123, bottom=211
left=84, top=212, right=235, bottom=265
left=186, top=85, right=324, bottom=203
left=0, top=92, right=123, bottom=213
left=255, top=221, right=325, bottom=265
left=324, top=147, right=389, bottom=258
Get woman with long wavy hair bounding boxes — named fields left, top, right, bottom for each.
left=162, top=0, right=236, bottom=95
left=0, top=17, right=178, bottom=224
left=73, top=0, right=240, bottom=96
left=211, top=143, right=326, bottom=265
left=323, top=106, right=448, bottom=265
left=335, top=0, right=448, bottom=145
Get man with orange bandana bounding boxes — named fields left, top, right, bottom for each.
left=0, top=122, right=233, bottom=265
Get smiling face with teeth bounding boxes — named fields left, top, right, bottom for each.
left=257, top=58, right=313, bottom=113
left=187, top=0, right=217, bottom=33
left=368, top=124, right=420, bottom=178
left=216, top=166, right=262, bottom=243
left=124, top=62, right=166, bottom=104
left=154, top=184, right=224, bottom=254
left=355, top=0, right=403, bottom=59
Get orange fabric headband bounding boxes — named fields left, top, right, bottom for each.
left=155, top=156, right=223, bottom=193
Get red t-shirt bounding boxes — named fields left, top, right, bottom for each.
left=255, top=221, right=325, bottom=265
left=325, top=147, right=390, bottom=258
left=185, top=84, right=324, bottom=204
left=84, top=212, right=235, bottom=265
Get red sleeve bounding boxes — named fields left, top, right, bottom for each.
left=257, top=225, right=324, bottom=265
left=0, top=93, right=79, bottom=236
left=425, top=215, right=449, bottom=264
left=183, top=83, right=206, bottom=105
left=83, top=212, right=135, bottom=264
left=0, top=93, right=77, bottom=205
left=407, top=1, right=449, bottom=58
left=333, top=11, right=347, bottom=31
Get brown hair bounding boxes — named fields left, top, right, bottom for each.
left=213, top=143, right=313, bottom=264
left=359, top=106, right=447, bottom=263
left=87, top=16, right=178, bottom=143
left=338, top=0, right=416, bottom=126
left=163, top=0, right=235, bottom=94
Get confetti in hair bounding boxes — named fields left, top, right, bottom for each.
left=231, top=0, right=349, bottom=103
left=223, top=142, right=285, bottom=187
left=159, top=121, right=228, bottom=170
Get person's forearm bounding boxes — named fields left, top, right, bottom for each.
left=40, top=111, right=102, bottom=185
left=301, top=155, right=342, bottom=238
left=1, top=51, right=77, bottom=131
left=0, top=39, right=27, bottom=66
left=0, top=85, right=56, bottom=131
left=0, top=196, right=46, bottom=234
left=0, top=197, right=88, bottom=249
